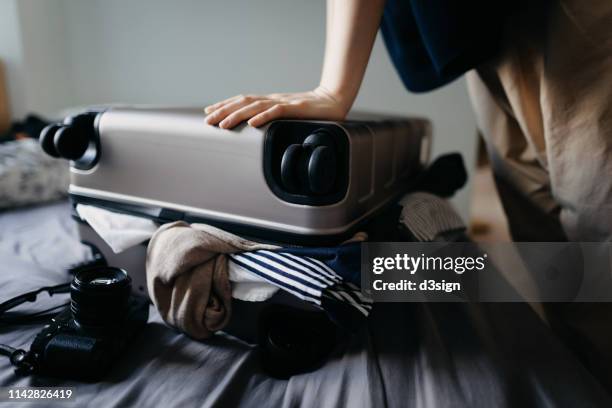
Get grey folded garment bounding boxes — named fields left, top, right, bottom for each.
left=146, top=221, right=278, bottom=340
left=0, top=139, right=69, bottom=209
left=399, top=192, right=466, bottom=241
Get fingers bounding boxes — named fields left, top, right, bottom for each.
left=218, top=100, right=274, bottom=129
left=248, top=100, right=329, bottom=127
left=205, top=90, right=339, bottom=129
left=204, top=94, right=243, bottom=114
left=205, top=95, right=261, bottom=126
left=248, top=104, right=294, bottom=128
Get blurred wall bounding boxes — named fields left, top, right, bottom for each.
left=0, top=0, right=71, bottom=119
left=0, top=0, right=476, bottom=215
left=0, top=0, right=28, bottom=119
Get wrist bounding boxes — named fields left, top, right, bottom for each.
left=314, top=85, right=354, bottom=115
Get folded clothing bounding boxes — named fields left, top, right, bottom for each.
left=0, top=139, right=69, bottom=209
left=399, top=192, right=466, bottom=241
left=89, top=191, right=466, bottom=338
left=228, top=260, right=279, bottom=302
left=147, top=220, right=373, bottom=338
left=77, top=204, right=280, bottom=302
left=230, top=244, right=372, bottom=319
left=274, top=243, right=363, bottom=287
left=76, top=204, right=159, bottom=254
left=146, top=221, right=278, bottom=339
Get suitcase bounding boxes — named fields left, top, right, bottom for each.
left=40, top=107, right=431, bottom=371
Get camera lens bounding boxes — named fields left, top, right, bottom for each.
left=70, top=267, right=132, bottom=328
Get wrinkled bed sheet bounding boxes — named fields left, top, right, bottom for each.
left=0, top=202, right=610, bottom=407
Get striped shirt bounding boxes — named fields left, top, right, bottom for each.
left=229, top=249, right=373, bottom=317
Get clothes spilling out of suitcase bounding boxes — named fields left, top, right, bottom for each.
left=13, top=107, right=464, bottom=378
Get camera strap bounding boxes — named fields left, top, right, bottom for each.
left=0, top=250, right=107, bottom=322
left=0, top=343, right=37, bottom=375
left=0, top=253, right=108, bottom=376
left=0, top=283, right=70, bottom=317
left=0, top=285, right=71, bottom=376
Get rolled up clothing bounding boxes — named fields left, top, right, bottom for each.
left=146, top=221, right=278, bottom=339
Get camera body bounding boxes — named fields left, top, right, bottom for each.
left=26, top=267, right=149, bottom=380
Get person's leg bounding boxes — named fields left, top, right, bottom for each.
left=470, top=0, right=612, bottom=241
left=536, top=0, right=612, bottom=241
left=466, top=69, right=566, bottom=242
left=467, top=0, right=612, bottom=391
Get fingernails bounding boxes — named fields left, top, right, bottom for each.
left=219, top=120, right=229, bottom=129
left=204, top=106, right=214, bottom=114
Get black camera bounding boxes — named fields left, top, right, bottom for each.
left=22, top=267, right=149, bottom=380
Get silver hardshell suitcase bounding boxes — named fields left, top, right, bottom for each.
left=40, top=107, right=431, bottom=347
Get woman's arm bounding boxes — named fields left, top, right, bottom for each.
left=204, top=0, right=386, bottom=129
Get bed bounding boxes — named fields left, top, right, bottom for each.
left=0, top=201, right=610, bottom=407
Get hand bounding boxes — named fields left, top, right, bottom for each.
left=204, top=87, right=350, bottom=129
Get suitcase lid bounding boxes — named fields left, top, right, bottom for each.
left=42, top=106, right=431, bottom=244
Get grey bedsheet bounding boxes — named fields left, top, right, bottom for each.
left=0, top=202, right=610, bottom=407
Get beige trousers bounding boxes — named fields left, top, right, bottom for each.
left=466, top=0, right=612, bottom=391
left=467, top=0, right=612, bottom=242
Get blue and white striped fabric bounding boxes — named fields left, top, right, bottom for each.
left=229, top=249, right=373, bottom=317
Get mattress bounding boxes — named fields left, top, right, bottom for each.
left=0, top=201, right=610, bottom=407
